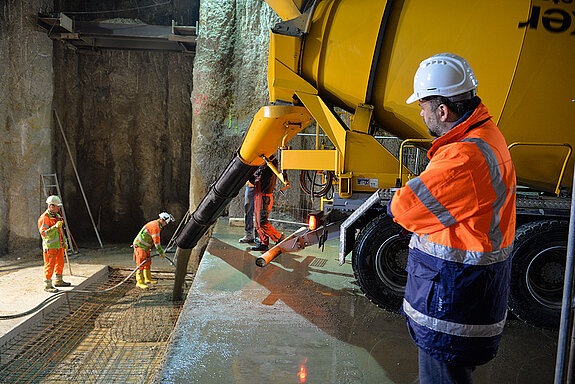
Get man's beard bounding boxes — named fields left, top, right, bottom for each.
left=424, top=113, right=442, bottom=138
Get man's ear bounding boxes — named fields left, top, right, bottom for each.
left=437, top=104, right=450, bottom=122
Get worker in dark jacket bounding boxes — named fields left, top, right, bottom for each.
left=249, top=156, right=284, bottom=251
left=388, top=53, right=516, bottom=384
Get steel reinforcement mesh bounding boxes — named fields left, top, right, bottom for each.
left=0, top=269, right=189, bottom=383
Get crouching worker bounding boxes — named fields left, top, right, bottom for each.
left=38, top=195, right=70, bottom=293
left=132, top=212, right=174, bottom=289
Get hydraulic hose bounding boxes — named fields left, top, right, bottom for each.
left=0, top=254, right=175, bottom=321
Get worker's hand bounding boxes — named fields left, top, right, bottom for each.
left=399, top=228, right=411, bottom=239
left=159, top=252, right=166, bottom=258
left=55, top=221, right=63, bottom=229
left=63, top=242, right=69, bottom=250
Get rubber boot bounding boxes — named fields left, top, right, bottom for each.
left=143, top=268, right=157, bottom=284
left=44, top=279, right=59, bottom=293
left=54, top=274, right=71, bottom=287
left=135, top=270, right=148, bottom=289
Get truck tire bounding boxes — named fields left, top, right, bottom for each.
left=352, top=214, right=409, bottom=312
left=508, top=220, right=567, bottom=329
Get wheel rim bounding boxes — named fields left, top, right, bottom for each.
left=374, top=234, right=409, bottom=293
left=525, top=245, right=566, bottom=310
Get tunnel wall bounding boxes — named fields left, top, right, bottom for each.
left=0, top=0, right=199, bottom=257
left=52, top=47, right=194, bottom=244
left=0, top=0, right=54, bottom=257
left=51, top=1, right=199, bottom=244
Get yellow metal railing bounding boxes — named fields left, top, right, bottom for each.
left=507, top=142, right=573, bottom=196
left=397, top=139, right=433, bottom=187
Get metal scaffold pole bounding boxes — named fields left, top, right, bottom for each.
left=554, top=163, right=575, bottom=384
left=54, top=109, right=104, bottom=249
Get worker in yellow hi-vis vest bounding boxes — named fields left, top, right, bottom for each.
left=132, top=212, right=174, bottom=289
left=38, top=195, right=70, bottom=293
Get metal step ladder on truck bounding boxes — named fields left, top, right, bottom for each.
left=172, top=0, right=575, bottom=330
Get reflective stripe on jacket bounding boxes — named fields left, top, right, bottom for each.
left=389, top=103, right=516, bottom=366
left=38, top=210, right=66, bottom=251
left=133, top=219, right=164, bottom=253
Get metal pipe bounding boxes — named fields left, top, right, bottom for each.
left=256, top=246, right=283, bottom=267
left=554, top=163, right=575, bottom=384
left=507, top=142, right=572, bottom=196
left=54, top=109, right=104, bottom=248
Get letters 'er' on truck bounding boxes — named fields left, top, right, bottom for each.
left=173, top=0, right=575, bottom=329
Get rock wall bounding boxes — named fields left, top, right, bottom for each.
left=0, top=0, right=54, bottom=256
left=189, top=0, right=276, bottom=209
left=53, top=48, right=194, bottom=243
left=51, top=0, right=199, bottom=244
left=0, top=0, right=199, bottom=258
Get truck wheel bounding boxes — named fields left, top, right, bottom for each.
left=508, top=220, right=567, bottom=329
left=352, top=214, right=409, bottom=312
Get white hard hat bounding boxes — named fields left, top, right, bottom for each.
left=46, top=195, right=63, bottom=206
left=159, top=212, right=175, bottom=224
left=406, top=53, right=478, bottom=104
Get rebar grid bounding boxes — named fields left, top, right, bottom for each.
left=0, top=269, right=187, bottom=383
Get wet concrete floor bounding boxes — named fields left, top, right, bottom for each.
left=159, top=220, right=558, bottom=384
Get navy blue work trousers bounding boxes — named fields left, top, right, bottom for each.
left=244, top=184, right=254, bottom=236
left=419, top=349, right=475, bottom=384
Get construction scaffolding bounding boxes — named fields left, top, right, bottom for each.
left=0, top=269, right=190, bottom=383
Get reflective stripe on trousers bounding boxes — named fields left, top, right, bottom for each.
left=403, top=299, right=506, bottom=338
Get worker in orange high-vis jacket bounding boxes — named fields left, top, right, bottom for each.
left=38, top=195, right=71, bottom=293
left=132, top=212, right=174, bottom=289
left=388, top=53, right=516, bottom=384
left=248, top=156, right=284, bottom=252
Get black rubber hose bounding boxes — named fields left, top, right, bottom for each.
left=175, top=154, right=258, bottom=249
left=0, top=254, right=173, bottom=320
left=172, top=153, right=258, bottom=300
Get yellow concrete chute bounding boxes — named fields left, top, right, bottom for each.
left=239, top=105, right=313, bottom=166
left=264, top=0, right=304, bottom=21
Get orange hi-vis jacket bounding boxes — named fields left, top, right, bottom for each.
left=133, top=219, right=165, bottom=255
left=389, top=103, right=516, bottom=366
left=38, top=210, right=66, bottom=251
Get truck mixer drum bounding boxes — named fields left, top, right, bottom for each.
left=173, top=0, right=575, bottom=329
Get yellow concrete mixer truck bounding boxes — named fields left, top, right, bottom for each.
left=173, top=0, right=575, bottom=329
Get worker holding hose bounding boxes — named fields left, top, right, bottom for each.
left=132, top=212, right=174, bottom=289
left=38, top=195, right=71, bottom=293
left=388, top=53, right=516, bottom=384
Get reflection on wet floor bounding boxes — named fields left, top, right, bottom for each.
left=159, top=220, right=557, bottom=384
